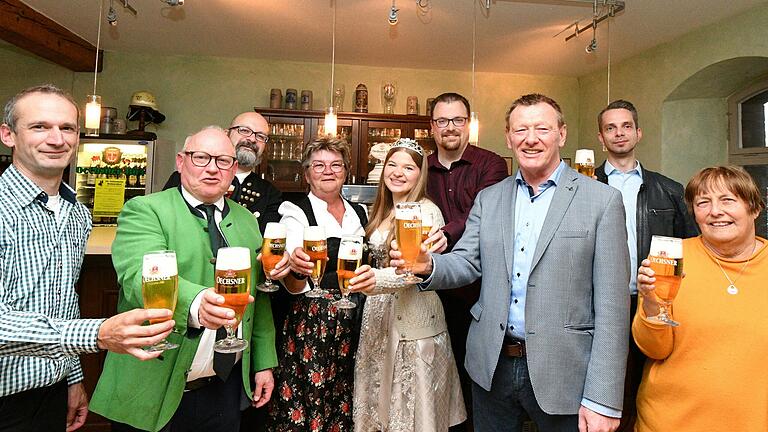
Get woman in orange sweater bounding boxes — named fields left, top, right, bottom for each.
left=633, top=166, right=767, bottom=432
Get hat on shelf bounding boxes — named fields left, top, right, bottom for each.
left=126, top=90, right=166, bottom=124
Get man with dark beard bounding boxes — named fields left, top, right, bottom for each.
left=164, top=112, right=282, bottom=234
left=426, top=92, right=508, bottom=431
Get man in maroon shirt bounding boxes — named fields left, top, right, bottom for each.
left=427, top=92, right=508, bottom=430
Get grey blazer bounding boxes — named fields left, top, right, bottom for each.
left=426, top=166, right=630, bottom=415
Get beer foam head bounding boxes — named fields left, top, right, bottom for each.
left=395, top=202, right=421, bottom=220
left=303, top=226, right=326, bottom=241
left=649, top=235, right=683, bottom=258
left=421, top=211, right=434, bottom=226
left=338, top=235, right=363, bottom=260
left=575, top=149, right=595, bottom=164
left=264, top=222, right=287, bottom=239
left=142, top=250, right=178, bottom=278
left=216, top=246, right=251, bottom=270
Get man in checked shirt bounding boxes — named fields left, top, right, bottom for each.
left=0, top=84, right=175, bottom=432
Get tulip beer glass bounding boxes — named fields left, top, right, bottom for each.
left=214, top=246, right=251, bottom=353
left=647, top=235, right=684, bottom=327
left=396, top=202, right=423, bottom=284
left=334, top=235, right=363, bottom=309
left=142, top=250, right=179, bottom=352
left=575, top=149, right=595, bottom=177
left=257, top=223, right=287, bottom=292
left=304, top=226, right=328, bottom=298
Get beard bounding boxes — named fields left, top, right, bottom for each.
left=236, top=141, right=262, bottom=169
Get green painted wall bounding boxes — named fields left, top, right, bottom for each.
left=578, top=3, right=768, bottom=184
left=0, top=44, right=580, bottom=159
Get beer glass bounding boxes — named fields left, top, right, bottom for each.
left=395, top=202, right=423, bottom=284
left=647, top=235, right=684, bottom=327
left=334, top=235, right=363, bottom=309
left=142, top=250, right=179, bottom=352
left=257, top=223, right=287, bottom=293
left=421, top=211, right=434, bottom=250
left=575, top=149, right=595, bottom=177
left=214, top=247, right=251, bottom=353
left=303, top=226, right=328, bottom=298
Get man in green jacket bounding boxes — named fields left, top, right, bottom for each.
left=90, top=126, right=277, bottom=432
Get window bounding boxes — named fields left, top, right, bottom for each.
left=728, top=82, right=768, bottom=238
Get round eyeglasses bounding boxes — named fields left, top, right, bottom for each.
left=184, top=151, right=236, bottom=170
left=309, top=161, right=345, bottom=173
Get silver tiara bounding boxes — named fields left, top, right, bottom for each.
left=390, top=138, right=423, bottom=156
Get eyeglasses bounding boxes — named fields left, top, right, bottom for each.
left=309, top=161, right=345, bottom=173
left=184, top=151, right=236, bottom=170
left=432, top=117, right=468, bottom=128
left=228, top=126, right=270, bottom=143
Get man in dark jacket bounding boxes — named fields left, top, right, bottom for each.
left=164, top=112, right=282, bottom=234
left=595, top=99, right=698, bottom=432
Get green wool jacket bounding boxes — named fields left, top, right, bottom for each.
left=89, top=188, right=277, bottom=432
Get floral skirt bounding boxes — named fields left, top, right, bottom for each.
left=268, top=291, right=356, bottom=432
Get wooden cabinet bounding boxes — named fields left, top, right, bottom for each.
left=255, top=108, right=434, bottom=192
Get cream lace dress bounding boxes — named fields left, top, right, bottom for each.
left=353, top=203, right=466, bottom=432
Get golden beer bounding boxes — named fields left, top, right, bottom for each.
left=304, top=239, right=328, bottom=282
left=337, top=258, right=361, bottom=296
left=334, top=234, right=364, bottom=309
left=214, top=246, right=251, bottom=353
left=262, top=238, right=286, bottom=275
left=215, top=267, right=251, bottom=322
left=575, top=149, right=595, bottom=177
left=646, top=235, right=684, bottom=326
left=142, top=251, right=178, bottom=324
left=395, top=202, right=423, bottom=284
left=421, top=212, right=434, bottom=250
left=648, top=256, right=684, bottom=302
left=576, top=163, right=595, bottom=178
left=142, top=250, right=179, bottom=351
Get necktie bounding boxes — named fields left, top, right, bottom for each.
left=197, top=204, right=236, bottom=381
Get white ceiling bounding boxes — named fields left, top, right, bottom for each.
left=21, top=0, right=767, bottom=77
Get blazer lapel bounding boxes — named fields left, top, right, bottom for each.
left=502, top=178, right=517, bottom=279
left=529, top=168, right=578, bottom=272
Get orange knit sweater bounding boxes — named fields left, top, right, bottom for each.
left=632, top=236, right=768, bottom=432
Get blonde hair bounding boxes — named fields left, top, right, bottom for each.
left=365, top=146, right=429, bottom=256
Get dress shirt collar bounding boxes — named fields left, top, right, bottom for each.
left=180, top=186, right=225, bottom=215
left=4, top=164, right=77, bottom=206
left=604, top=159, right=643, bottom=178
left=515, top=160, right=566, bottom=195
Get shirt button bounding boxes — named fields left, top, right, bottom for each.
left=397, top=315, right=402, bottom=320
left=499, top=323, right=504, bottom=330
left=513, top=299, right=518, bottom=304
left=516, top=272, right=520, bottom=277
left=448, top=189, right=452, bottom=192
left=520, top=247, right=525, bottom=252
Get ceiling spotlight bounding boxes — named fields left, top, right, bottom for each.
left=163, top=0, right=184, bottom=5
left=106, top=2, right=118, bottom=26
left=585, top=38, right=597, bottom=53
left=388, top=1, right=399, bottom=25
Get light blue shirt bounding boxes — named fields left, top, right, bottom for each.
left=507, top=161, right=565, bottom=340
left=605, top=160, right=643, bottom=295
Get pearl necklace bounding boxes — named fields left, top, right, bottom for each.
left=703, top=241, right=757, bottom=295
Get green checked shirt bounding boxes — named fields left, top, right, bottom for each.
left=0, top=165, right=104, bottom=397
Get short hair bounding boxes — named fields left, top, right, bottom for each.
left=598, top=99, right=639, bottom=129
left=505, top=93, right=565, bottom=130
left=3, top=84, right=80, bottom=132
left=684, top=166, right=765, bottom=216
left=182, top=125, right=228, bottom=152
left=301, top=136, right=351, bottom=171
left=430, top=93, right=471, bottom=119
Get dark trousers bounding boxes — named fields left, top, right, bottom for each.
left=472, top=355, right=578, bottom=432
left=0, top=379, right=67, bottom=432
left=617, top=294, right=644, bottom=432
left=439, top=284, right=479, bottom=432
left=111, top=363, right=244, bottom=432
